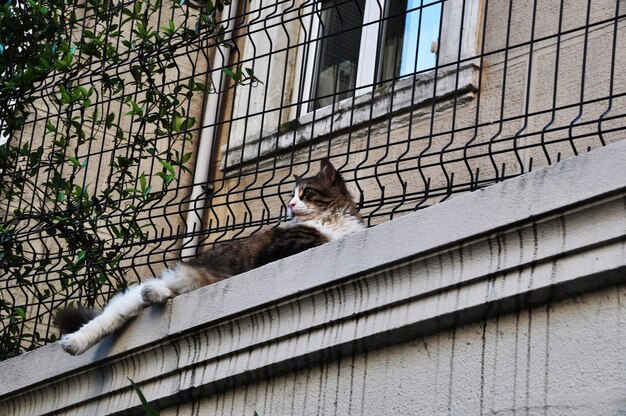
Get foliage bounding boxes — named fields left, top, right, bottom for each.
left=0, top=0, right=257, bottom=359
left=128, top=378, right=262, bottom=415
left=129, top=378, right=160, bottom=416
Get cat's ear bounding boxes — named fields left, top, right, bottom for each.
left=318, top=159, right=340, bottom=184
left=293, top=174, right=302, bottom=182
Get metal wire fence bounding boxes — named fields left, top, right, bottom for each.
left=1, top=0, right=625, bottom=359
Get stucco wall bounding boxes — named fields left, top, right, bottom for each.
left=164, top=285, right=626, bottom=416
left=0, top=137, right=625, bottom=415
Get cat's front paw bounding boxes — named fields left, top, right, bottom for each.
left=141, top=283, right=172, bottom=305
left=60, top=333, right=89, bottom=355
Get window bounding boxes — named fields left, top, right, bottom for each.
left=310, top=0, right=366, bottom=110
left=224, top=0, right=482, bottom=168
left=303, top=0, right=443, bottom=113
left=378, top=0, right=441, bottom=83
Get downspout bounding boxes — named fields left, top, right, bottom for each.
left=182, top=0, right=239, bottom=259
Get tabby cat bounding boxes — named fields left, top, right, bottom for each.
left=56, top=159, right=365, bottom=355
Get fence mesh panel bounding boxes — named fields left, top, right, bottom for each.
left=1, top=0, right=625, bottom=359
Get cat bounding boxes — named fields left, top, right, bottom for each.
left=55, top=159, right=365, bottom=355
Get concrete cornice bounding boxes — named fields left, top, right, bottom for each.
left=1, top=140, right=625, bottom=415
left=223, top=64, right=480, bottom=171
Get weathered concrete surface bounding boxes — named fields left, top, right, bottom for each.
left=0, top=140, right=625, bottom=415
left=164, top=284, right=626, bottom=416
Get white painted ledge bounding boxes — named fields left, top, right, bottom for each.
left=222, top=64, right=479, bottom=170
left=1, top=140, right=625, bottom=415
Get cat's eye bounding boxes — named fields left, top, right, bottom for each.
left=303, top=188, right=314, bottom=199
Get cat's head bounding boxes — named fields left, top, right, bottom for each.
left=288, top=159, right=360, bottom=222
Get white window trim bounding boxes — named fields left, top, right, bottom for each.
left=356, top=1, right=383, bottom=93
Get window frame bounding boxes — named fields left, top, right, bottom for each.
left=221, top=0, right=483, bottom=170
left=292, top=0, right=482, bottom=118
left=295, top=0, right=383, bottom=115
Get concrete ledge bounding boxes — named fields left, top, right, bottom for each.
left=1, top=140, right=626, bottom=415
left=222, top=64, right=479, bottom=170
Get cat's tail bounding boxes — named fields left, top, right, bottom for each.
left=56, top=265, right=192, bottom=355
left=54, top=307, right=101, bottom=334
left=57, top=282, right=161, bottom=355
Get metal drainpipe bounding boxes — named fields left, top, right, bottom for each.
left=182, top=0, right=239, bottom=259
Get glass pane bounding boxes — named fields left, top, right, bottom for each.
left=311, top=0, right=366, bottom=110
left=379, top=0, right=441, bottom=83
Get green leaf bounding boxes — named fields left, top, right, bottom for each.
left=139, top=174, right=151, bottom=195
left=181, top=152, right=193, bottom=164
left=159, top=160, right=175, bottom=175
left=128, top=378, right=160, bottom=416
left=128, top=101, right=143, bottom=116
left=76, top=250, right=86, bottom=263
left=223, top=67, right=237, bottom=81
left=110, top=225, right=121, bottom=238
left=183, top=117, right=196, bottom=130
left=156, top=171, right=174, bottom=184
left=173, top=115, right=182, bottom=132
left=59, top=89, right=71, bottom=104
left=106, top=112, right=116, bottom=129
left=68, top=156, right=81, bottom=167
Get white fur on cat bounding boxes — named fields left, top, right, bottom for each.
left=300, top=211, right=365, bottom=242
left=288, top=186, right=365, bottom=241
left=60, top=265, right=196, bottom=355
